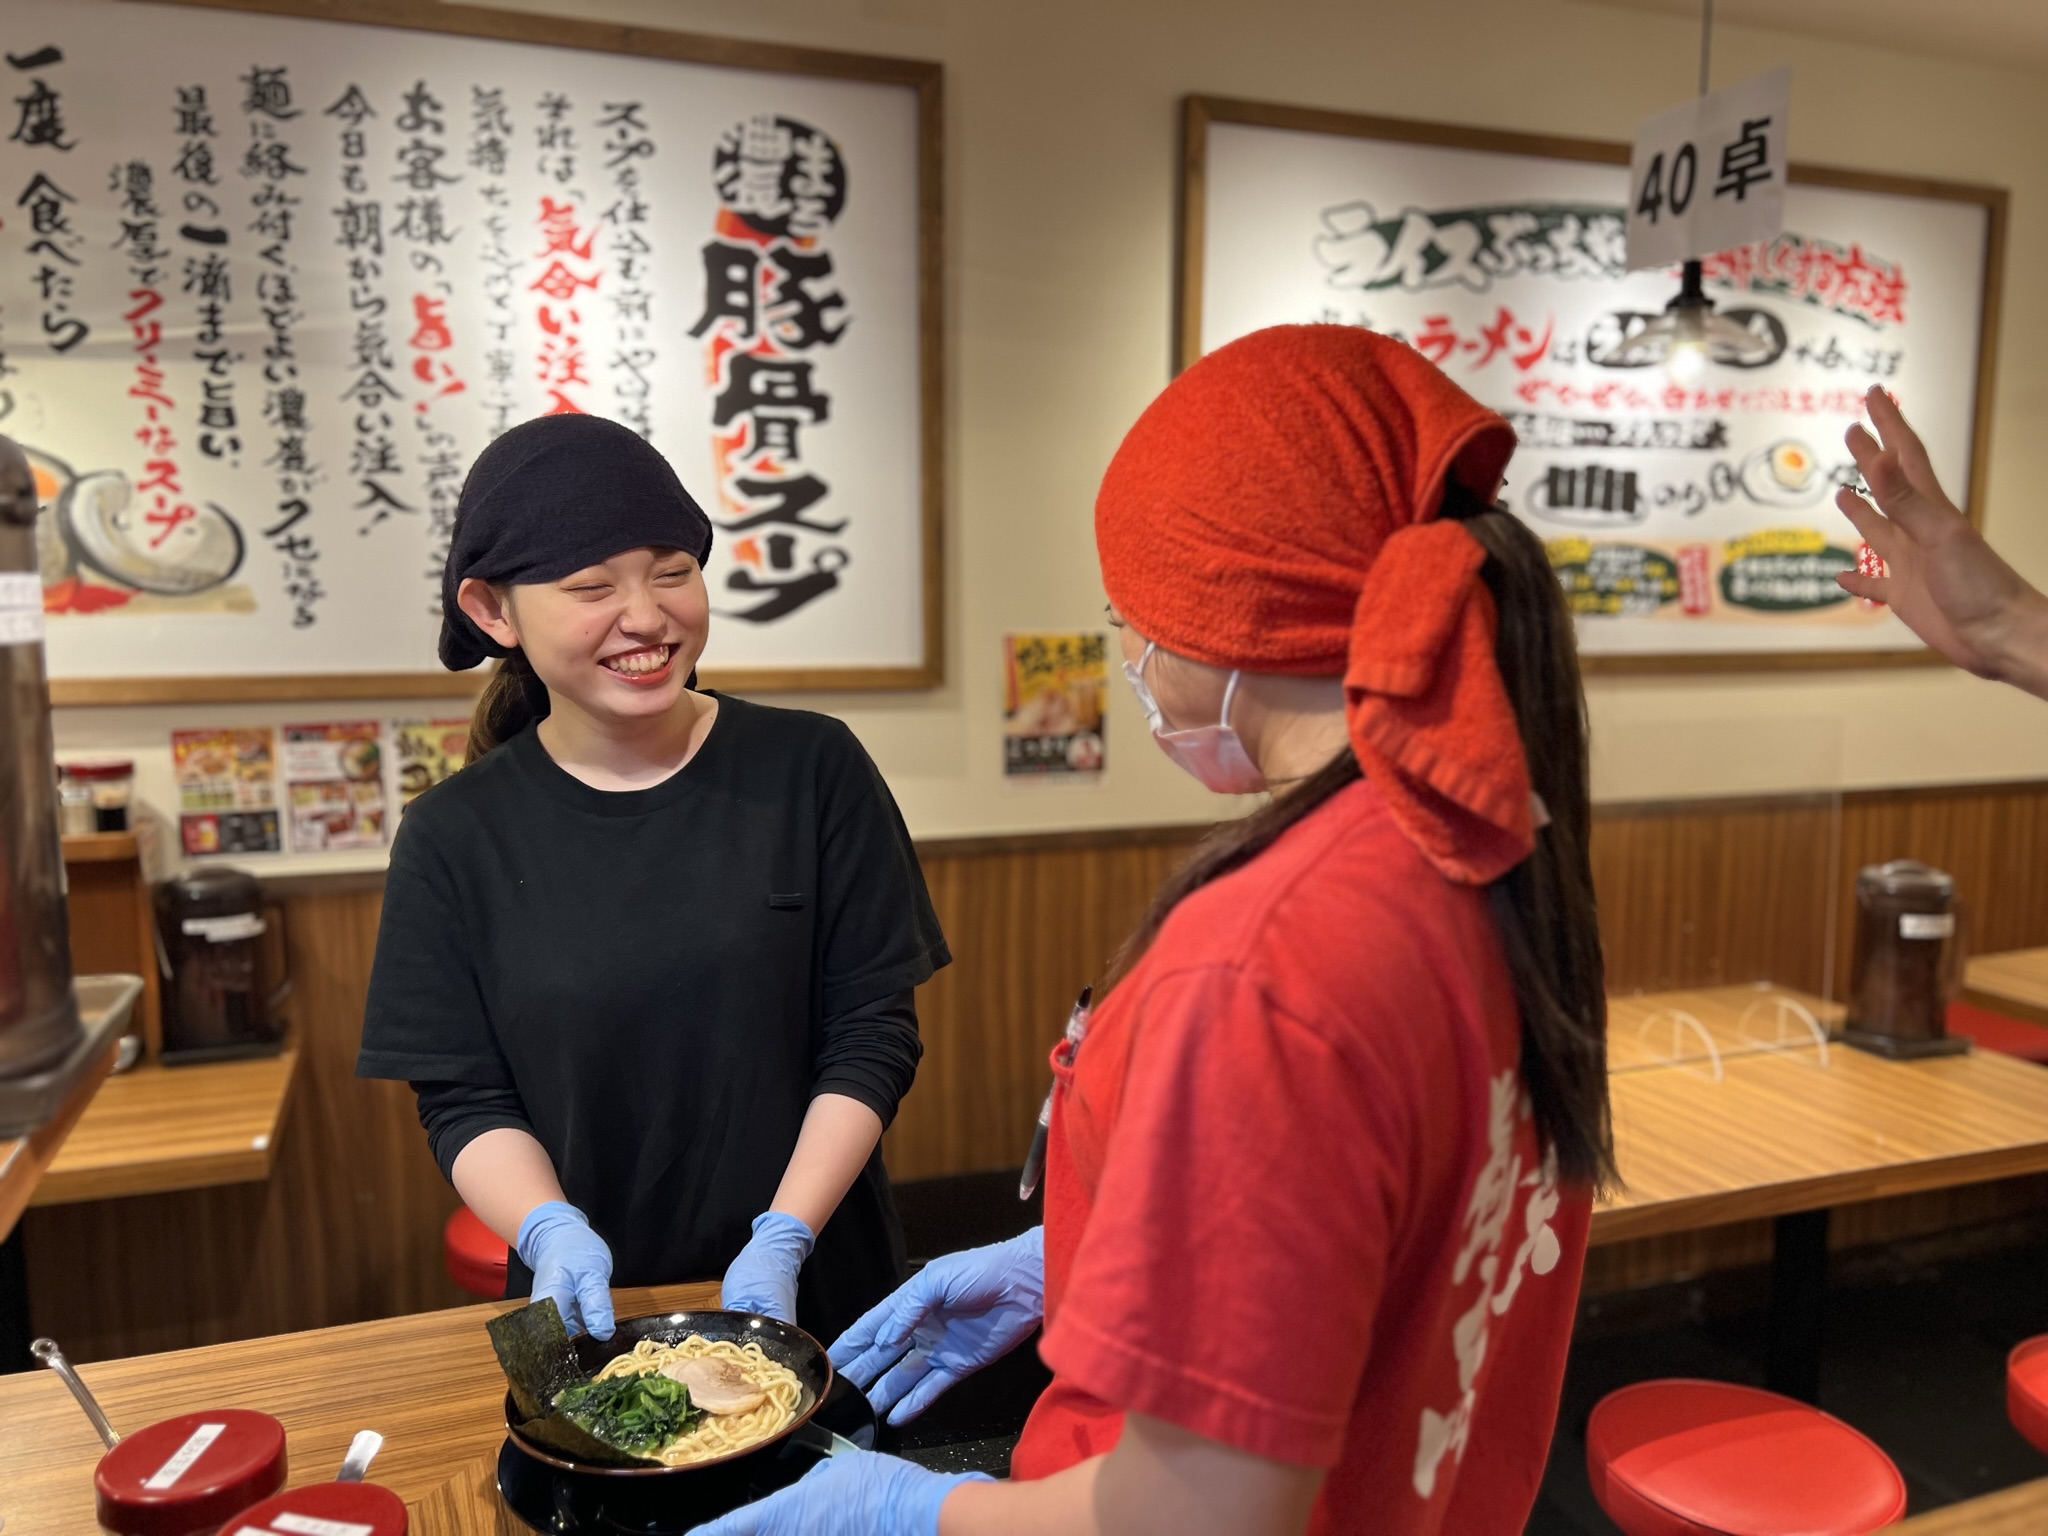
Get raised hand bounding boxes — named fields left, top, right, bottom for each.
left=1835, top=385, right=2048, bottom=696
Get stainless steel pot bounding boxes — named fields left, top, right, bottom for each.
left=0, top=431, right=82, bottom=1080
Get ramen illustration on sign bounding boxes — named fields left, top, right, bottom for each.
left=24, top=447, right=248, bottom=614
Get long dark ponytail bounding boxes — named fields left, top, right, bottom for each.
left=465, top=650, right=551, bottom=763
left=1105, top=481, right=1614, bottom=1190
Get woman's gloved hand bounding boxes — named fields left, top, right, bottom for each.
left=828, top=1226, right=1044, bottom=1425
left=515, top=1200, right=615, bottom=1340
left=720, top=1211, right=816, bottom=1324
left=689, top=1449, right=987, bottom=1535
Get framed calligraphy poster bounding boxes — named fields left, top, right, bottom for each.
left=1179, top=96, right=2005, bottom=671
left=5, top=0, right=942, bottom=703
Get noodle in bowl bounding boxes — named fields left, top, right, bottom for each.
left=504, top=1308, right=835, bottom=1478
left=595, top=1336, right=804, bottom=1466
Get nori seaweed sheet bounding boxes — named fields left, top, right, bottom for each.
left=486, top=1298, right=584, bottom=1420
left=485, top=1299, right=656, bottom=1468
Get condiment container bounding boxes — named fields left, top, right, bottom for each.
left=225, top=1476, right=408, bottom=1536
left=92, top=1409, right=289, bottom=1536
left=63, top=757, right=135, bottom=832
left=58, top=768, right=97, bottom=837
left=1843, top=858, right=1971, bottom=1059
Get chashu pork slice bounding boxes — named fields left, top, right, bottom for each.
left=660, top=1355, right=769, bottom=1416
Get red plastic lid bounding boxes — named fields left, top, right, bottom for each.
left=62, top=759, right=135, bottom=780
left=224, top=1479, right=409, bottom=1536
left=95, top=1409, right=288, bottom=1536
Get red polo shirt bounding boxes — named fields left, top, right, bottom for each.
left=1010, top=778, right=1591, bottom=1533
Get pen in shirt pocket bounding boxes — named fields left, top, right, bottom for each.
left=1019, top=985, right=1092, bottom=1202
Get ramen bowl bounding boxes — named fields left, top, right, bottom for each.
left=505, top=1309, right=835, bottom=1478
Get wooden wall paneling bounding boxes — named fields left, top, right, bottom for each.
left=23, top=886, right=467, bottom=1364
left=1590, top=794, right=1840, bottom=997
left=886, top=831, right=1203, bottom=1181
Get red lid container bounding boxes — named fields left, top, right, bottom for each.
left=226, top=1478, right=409, bottom=1536
left=94, top=1409, right=288, bottom=1536
left=62, top=759, right=135, bottom=781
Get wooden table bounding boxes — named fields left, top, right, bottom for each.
left=0, top=1279, right=723, bottom=1535
left=1593, top=1042, right=2048, bottom=1244
left=1594, top=986, right=2048, bottom=1402
left=32, top=1045, right=301, bottom=1206
left=1965, top=946, right=2048, bottom=1028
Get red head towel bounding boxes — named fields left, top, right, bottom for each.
left=1095, top=324, right=1533, bottom=884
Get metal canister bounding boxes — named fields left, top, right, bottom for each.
left=0, top=433, right=82, bottom=1080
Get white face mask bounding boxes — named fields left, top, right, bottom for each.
left=1122, top=642, right=1267, bottom=795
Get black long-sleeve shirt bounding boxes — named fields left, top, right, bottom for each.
left=357, top=696, right=948, bottom=1341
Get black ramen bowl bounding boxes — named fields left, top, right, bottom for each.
left=505, top=1309, right=836, bottom=1478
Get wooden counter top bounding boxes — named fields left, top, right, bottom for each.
left=0, top=1041, right=119, bottom=1241
left=1965, top=946, right=2048, bottom=1027
left=0, top=1279, right=723, bottom=1535
left=32, top=1045, right=301, bottom=1206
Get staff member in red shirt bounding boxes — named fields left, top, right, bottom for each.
left=698, top=325, right=1613, bottom=1535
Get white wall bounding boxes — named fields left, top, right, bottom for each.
left=51, top=0, right=2048, bottom=863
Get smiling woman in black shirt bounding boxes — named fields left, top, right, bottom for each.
left=356, top=414, right=947, bottom=1346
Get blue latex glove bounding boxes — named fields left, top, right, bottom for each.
left=828, top=1227, right=1044, bottom=1425
left=515, top=1200, right=615, bottom=1341
left=690, top=1449, right=988, bottom=1536
left=720, top=1210, right=816, bottom=1323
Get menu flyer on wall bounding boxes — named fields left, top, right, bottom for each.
left=1193, top=114, right=1994, bottom=659
left=281, top=720, right=387, bottom=851
left=171, top=726, right=281, bottom=855
left=1002, top=633, right=1107, bottom=780
left=392, top=718, right=469, bottom=810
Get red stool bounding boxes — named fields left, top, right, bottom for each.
left=2008, top=1336, right=2048, bottom=1453
left=1948, top=1002, right=2048, bottom=1064
left=1587, top=1379, right=1906, bottom=1535
left=444, top=1205, right=509, bottom=1298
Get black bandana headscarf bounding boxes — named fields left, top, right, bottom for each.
left=437, top=414, right=715, bottom=671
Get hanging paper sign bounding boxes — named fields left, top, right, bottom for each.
left=1626, top=68, right=1790, bottom=272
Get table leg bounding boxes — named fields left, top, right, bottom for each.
left=0, top=1222, right=29, bottom=1374
left=1766, top=1208, right=1830, bottom=1403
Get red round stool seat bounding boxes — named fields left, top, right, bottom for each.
left=444, top=1205, right=509, bottom=1298
left=1587, top=1379, right=1906, bottom=1535
left=2008, top=1336, right=2048, bottom=1453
